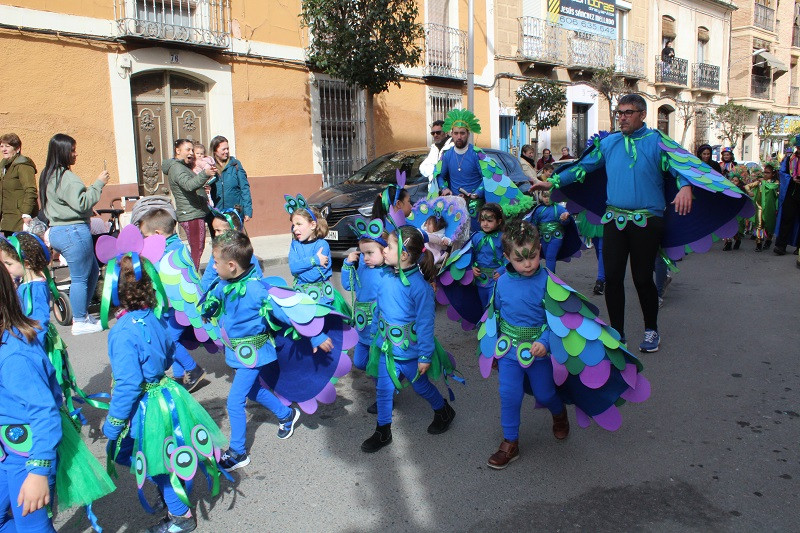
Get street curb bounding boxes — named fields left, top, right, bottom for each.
left=258, top=256, right=289, bottom=268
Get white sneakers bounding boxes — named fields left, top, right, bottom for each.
left=71, top=316, right=103, bottom=336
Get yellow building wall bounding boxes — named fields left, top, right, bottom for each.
left=229, top=60, right=314, bottom=173
left=374, top=81, right=428, bottom=154
left=0, top=31, right=118, bottom=184
left=3, top=0, right=114, bottom=19
left=231, top=0, right=305, bottom=48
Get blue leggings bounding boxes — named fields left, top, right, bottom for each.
left=228, top=366, right=292, bottom=455
left=353, top=342, right=370, bottom=371
left=164, top=313, right=197, bottom=379
left=592, top=237, right=605, bottom=281
left=498, top=354, right=563, bottom=441
left=113, top=435, right=188, bottom=517
left=541, top=238, right=563, bottom=272
left=376, top=355, right=444, bottom=426
left=0, top=457, right=55, bottom=532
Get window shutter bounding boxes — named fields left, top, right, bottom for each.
left=662, top=16, right=676, bottom=39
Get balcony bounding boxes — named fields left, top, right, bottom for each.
left=655, top=56, right=688, bottom=87
left=791, top=86, right=799, bottom=106
left=423, top=23, right=467, bottom=80
left=751, top=74, right=771, bottom=99
left=114, top=0, right=230, bottom=48
left=614, top=39, right=645, bottom=79
left=753, top=4, right=775, bottom=32
left=567, top=32, right=614, bottom=70
left=517, top=16, right=565, bottom=66
left=692, top=62, right=720, bottom=91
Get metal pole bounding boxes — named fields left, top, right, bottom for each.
left=467, top=0, right=474, bottom=112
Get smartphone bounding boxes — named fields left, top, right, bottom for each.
left=103, top=159, right=107, bottom=171
left=206, top=175, right=219, bottom=187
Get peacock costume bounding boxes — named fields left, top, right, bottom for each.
left=431, top=109, right=533, bottom=227
left=285, top=194, right=352, bottom=318
left=749, top=163, right=780, bottom=247
left=775, top=140, right=800, bottom=250
left=3, top=233, right=109, bottom=425
left=201, top=208, right=263, bottom=291
left=342, top=217, right=392, bottom=371
left=478, top=266, right=651, bottom=434
left=0, top=328, right=115, bottom=532
left=523, top=202, right=583, bottom=273
left=549, top=128, right=753, bottom=260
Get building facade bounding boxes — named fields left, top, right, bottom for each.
left=729, top=0, right=800, bottom=161
left=0, top=0, right=497, bottom=235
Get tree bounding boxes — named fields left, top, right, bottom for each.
left=515, top=80, right=567, bottom=152
left=714, top=102, right=750, bottom=151
left=675, top=98, right=704, bottom=146
left=300, top=0, right=423, bottom=161
left=588, top=66, right=626, bottom=129
left=757, top=111, right=785, bottom=160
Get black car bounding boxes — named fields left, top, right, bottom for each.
left=307, top=147, right=532, bottom=258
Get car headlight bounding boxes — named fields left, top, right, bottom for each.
left=357, top=204, right=373, bottom=217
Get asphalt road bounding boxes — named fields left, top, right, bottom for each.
left=52, top=243, right=800, bottom=532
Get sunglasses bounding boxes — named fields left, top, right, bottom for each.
left=430, top=130, right=443, bottom=135
left=615, top=109, right=643, bottom=117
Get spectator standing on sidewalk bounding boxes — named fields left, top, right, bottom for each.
left=210, top=135, right=253, bottom=223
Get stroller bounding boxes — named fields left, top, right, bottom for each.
left=47, top=196, right=140, bottom=326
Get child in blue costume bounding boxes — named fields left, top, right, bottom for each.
left=0, top=265, right=62, bottom=533
left=285, top=195, right=351, bottom=317
left=371, top=184, right=413, bottom=233
left=202, top=231, right=334, bottom=472
left=1, top=233, right=108, bottom=423
left=138, top=209, right=206, bottom=392
left=361, top=226, right=456, bottom=453
left=524, top=191, right=571, bottom=272
left=102, top=254, right=227, bottom=533
left=201, top=209, right=262, bottom=291
left=342, top=218, right=392, bottom=414
left=470, top=203, right=506, bottom=309
left=485, top=220, right=569, bottom=470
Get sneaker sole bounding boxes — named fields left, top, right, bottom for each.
left=185, top=370, right=206, bottom=392
left=639, top=345, right=660, bottom=353
left=278, top=409, right=301, bottom=440
left=222, top=455, right=251, bottom=472
left=487, top=455, right=519, bottom=470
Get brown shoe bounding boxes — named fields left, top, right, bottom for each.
left=552, top=410, right=570, bottom=440
left=487, top=439, right=519, bottom=470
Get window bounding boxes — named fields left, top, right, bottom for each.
left=316, top=79, right=367, bottom=186
left=429, top=89, right=463, bottom=123
left=657, top=105, right=673, bottom=135
left=697, top=27, right=709, bottom=63
left=617, top=8, right=628, bottom=54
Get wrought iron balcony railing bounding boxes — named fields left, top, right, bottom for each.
left=423, top=23, right=467, bottom=79
left=114, top=0, right=230, bottom=48
left=655, top=56, right=688, bottom=86
left=614, top=39, right=645, bottom=78
left=517, top=16, right=566, bottom=65
left=754, top=4, right=775, bottom=32
left=568, top=32, right=614, bottom=70
left=693, top=62, right=720, bottom=91
left=751, top=74, right=771, bottom=99
left=790, top=86, right=799, bottom=106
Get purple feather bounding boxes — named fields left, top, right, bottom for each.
left=551, top=360, right=568, bottom=386
left=194, top=327, right=210, bottom=342
left=316, top=382, right=338, bottom=404
left=461, top=319, right=476, bottom=331
left=620, top=375, right=651, bottom=403
left=140, top=235, right=167, bottom=263
left=298, top=399, right=318, bottom=414
left=334, top=353, right=352, bottom=378
left=446, top=306, right=462, bottom=322
left=621, top=363, right=638, bottom=388
left=592, top=405, right=622, bottom=431
left=478, top=355, right=494, bottom=378
left=560, top=312, right=583, bottom=330
left=575, top=407, right=591, bottom=428
left=579, top=359, right=610, bottom=389
left=440, top=270, right=455, bottom=286
left=715, top=218, right=739, bottom=239
left=293, top=317, right=324, bottom=337
left=461, top=269, right=474, bottom=285
left=687, top=234, right=713, bottom=254
left=435, top=289, right=450, bottom=305
left=267, top=286, right=297, bottom=299
left=175, top=311, right=190, bottom=327
left=116, top=225, right=144, bottom=254
left=341, top=327, right=358, bottom=351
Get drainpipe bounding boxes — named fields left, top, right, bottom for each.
left=467, top=0, right=474, bottom=112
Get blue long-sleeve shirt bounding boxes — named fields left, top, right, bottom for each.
left=470, top=231, right=506, bottom=270
left=370, top=267, right=435, bottom=362
left=493, top=267, right=551, bottom=352
left=436, top=145, right=486, bottom=197
left=17, top=280, right=51, bottom=347
left=289, top=239, right=332, bottom=285
left=201, top=253, right=262, bottom=292
left=553, top=124, right=690, bottom=216
left=526, top=204, right=568, bottom=230
left=204, top=268, right=327, bottom=369
left=342, top=258, right=390, bottom=344
left=0, top=329, right=62, bottom=476
left=103, top=309, right=175, bottom=440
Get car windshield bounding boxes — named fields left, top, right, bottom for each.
left=344, top=152, right=424, bottom=184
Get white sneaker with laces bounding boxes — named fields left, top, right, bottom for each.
left=71, top=319, right=103, bottom=336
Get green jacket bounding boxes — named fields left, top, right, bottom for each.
left=163, top=158, right=209, bottom=222
left=0, top=154, right=38, bottom=232
left=43, top=169, right=105, bottom=226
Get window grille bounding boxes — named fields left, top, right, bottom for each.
left=429, top=90, right=463, bottom=123
left=317, top=79, right=367, bottom=187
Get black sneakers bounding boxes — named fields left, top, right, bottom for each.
left=427, top=401, right=455, bottom=434
left=361, top=424, right=392, bottom=453
left=593, top=280, right=605, bottom=295
left=182, top=366, right=206, bottom=392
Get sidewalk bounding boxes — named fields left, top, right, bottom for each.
left=199, top=233, right=292, bottom=270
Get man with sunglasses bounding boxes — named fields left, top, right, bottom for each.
left=533, top=93, right=750, bottom=354
left=420, top=120, right=453, bottom=180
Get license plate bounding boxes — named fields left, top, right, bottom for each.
left=326, top=230, right=338, bottom=240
